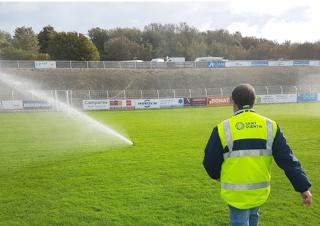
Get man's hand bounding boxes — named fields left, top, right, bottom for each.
left=301, top=190, right=312, bottom=206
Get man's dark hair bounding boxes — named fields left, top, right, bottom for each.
left=231, top=84, right=256, bottom=108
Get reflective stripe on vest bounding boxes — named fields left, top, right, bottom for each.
left=266, top=118, right=274, bottom=151
left=221, top=181, right=270, bottom=190
left=223, top=149, right=272, bottom=159
left=222, top=118, right=274, bottom=160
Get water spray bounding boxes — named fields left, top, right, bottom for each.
left=0, top=72, right=133, bottom=145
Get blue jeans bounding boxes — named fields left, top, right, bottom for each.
left=228, top=205, right=259, bottom=226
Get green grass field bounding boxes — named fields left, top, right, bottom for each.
left=0, top=103, right=319, bottom=226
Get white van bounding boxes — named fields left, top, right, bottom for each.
left=167, top=57, right=185, bottom=62
left=151, top=58, right=165, bottom=62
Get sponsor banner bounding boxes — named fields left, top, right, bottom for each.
left=293, top=60, right=309, bottom=66
left=208, top=96, right=231, bottom=106
left=225, top=61, right=251, bottom=67
left=255, top=95, right=262, bottom=104
left=208, top=61, right=225, bottom=68
left=83, top=99, right=110, bottom=110
left=184, top=98, right=191, bottom=106
left=23, top=100, right=51, bottom=110
left=309, top=61, right=320, bottom=66
left=259, top=94, right=297, bottom=104
left=133, top=99, right=160, bottom=109
left=318, top=93, right=320, bottom=102
left=110, top=99, right=127, bottom=109
left=297, top=93, right=317, bottom=102
left=34, top=61, right=56, bottom=69
left=160, top=98, right=184, bottom=108
left=251, top=60, right=268, bottom=67
left=1, top=100, right=23, bottom=110
left=190, top=97, right=207, bottom=106
left=126, top=99, right=133, bottom=108
left=268, top=61, right=293, bottom=67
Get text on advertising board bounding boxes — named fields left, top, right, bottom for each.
left=208, top=61, right=225, bottom=68
left=208, top=96, right=231, bottom=106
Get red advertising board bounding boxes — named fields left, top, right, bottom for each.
left=208, top=96, right=231, bottom=106
left=109, top=99, right=134, bottom=109
left=191, top=97, right=207, bottom=106
left=126, top=99, right=132, bottom=107
left=110, top=99, right=123, bottom=109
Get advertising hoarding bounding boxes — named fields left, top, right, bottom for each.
left=251, top=60, right=268, bottom=67
left=190, top=97, right=207, bottom=106
left=34, top=61, right=56, bottom=69
left=133, top=99, right=160, bottom=109
left=208, top=61, right=225, bottom=68
left=83, top=99, right=110, bottom=110
left=268, top=61, right=293, bottom=67
left=258, top=94, right=297, bottom=104
left=309, top=61, right=320, bottom=66
left=207, top=96, right=231, bottom=106
left=110, top=99, right=126, bottom=109
left=23, top=101, right=51, bottom=110
left=1, top=100, right=23, bottom=110
left=318, top=93, right=320, bottom=102
left=160, top=98, right=184, bottom=108
left=297, top=93, right=317, bottom=102
left=184, top=98, right=191, bottom=106
left=293, top=60, right=309, bottom=66
left=225, top=61, right=251, bottom=67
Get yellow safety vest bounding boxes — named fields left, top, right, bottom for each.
left=217, top=109, right=277, bottom=209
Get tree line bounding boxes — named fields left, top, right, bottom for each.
left=0, top=23, right=320, bottom=61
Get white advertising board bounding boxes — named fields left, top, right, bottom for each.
left=133, top=99, right=160, bottom=109
left=35, top=61, right=56, bottom=69
left=309, top=61, right=320, bottom=66
left=83, top=99, right=110, bottom=110
left=225, top=61, right=251, bottom=67
left=268, top=61, right=293, bottom=67
left=318, top=93, right=320, bottom=102
left=1, top=100, right=23, bottom=110
left=259, top=94, right=297, bottom=104
left=160, top=98, right=184, bottom=108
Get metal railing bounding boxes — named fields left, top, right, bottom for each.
left=1, top=85, right=319, bottom=106
left=0, top=60, right=209, bottom=69
left=1, top=60, right=320, bottom=69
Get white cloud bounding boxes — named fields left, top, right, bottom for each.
left=0, top=1, right=319, bottom=43
left=227, top=0, right=320, bottom=43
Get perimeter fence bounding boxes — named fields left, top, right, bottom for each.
left=0, top=85, right=319, bottom=111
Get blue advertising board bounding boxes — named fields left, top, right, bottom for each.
left=208, top=61, right=225, bottom=68
left=251, top=60, right=268, bottom=67
left=293, top=60, right=309, bottom=66
left=23, top=100, right=51, bottom=110
left=297, top=93, right=317, bottom=102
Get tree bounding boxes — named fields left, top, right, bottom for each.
left=0, top=47, right=37, bottom=60
left=48, top=32, right=100, bottom=61
left=38, top=25, right=56, bottom=53
left=0, top=30, right=12, bottom=49
left=13, top=26, right=38, bottom=52
left=88, top=27, right=110, bottom=60
left=104, top=36, right=151, bottom=61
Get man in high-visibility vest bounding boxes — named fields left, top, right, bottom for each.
left=203, top=84, right=312, bottom=226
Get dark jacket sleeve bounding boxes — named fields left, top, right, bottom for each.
left=272, top=124, right=311, bottom=193
left=203, top=127, right=224, bottom=180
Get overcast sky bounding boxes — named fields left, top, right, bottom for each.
left=0, top=0, right=319, bottom=43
